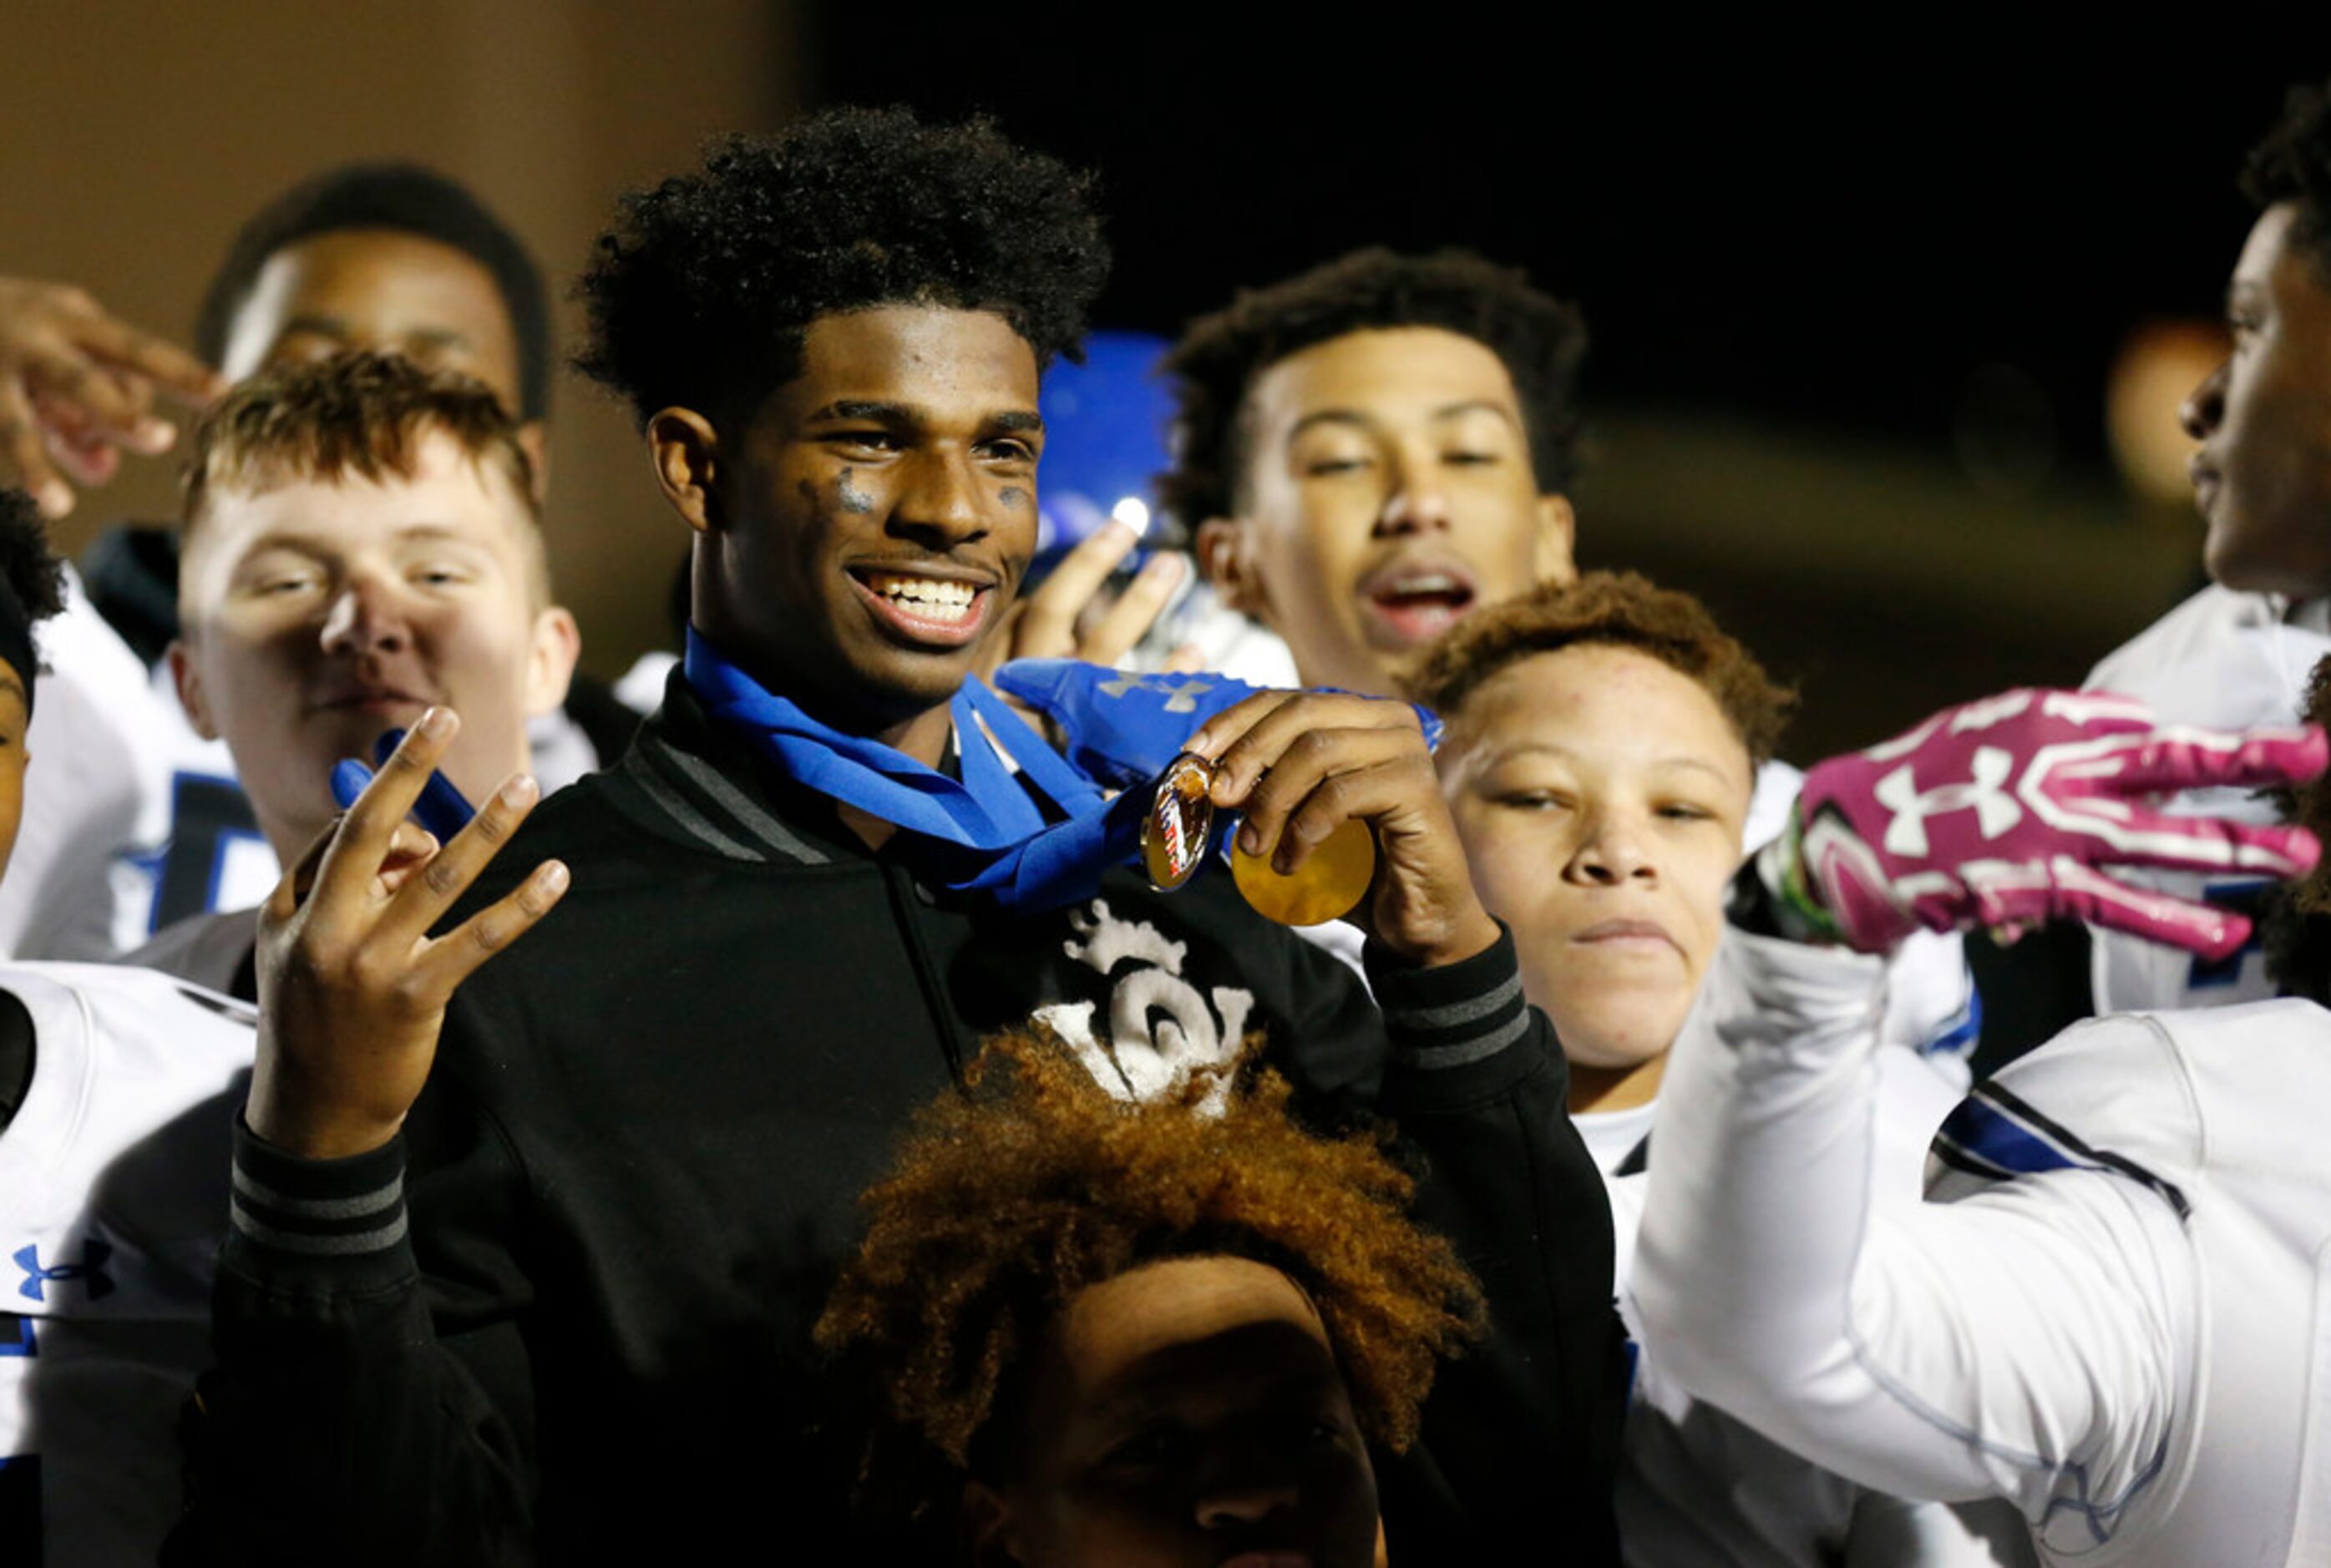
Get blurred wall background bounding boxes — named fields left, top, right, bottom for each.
left=3, top=0, right=798, bottom=672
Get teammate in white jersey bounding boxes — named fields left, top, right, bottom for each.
left=2085, top=77, right=2331, bottom=1016
left=0, top=484, right=567, bottom=1564
left=1633, top=657, right=2331, bottom=1565
left=1411, top=570, right=2026, bottom=1566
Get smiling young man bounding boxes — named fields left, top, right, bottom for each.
left=2082, top=77, right=2331, bottom=1016
left=177, top=111, right=1624, bottom=1566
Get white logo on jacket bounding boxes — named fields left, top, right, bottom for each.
left=1035, top=898, right=1254, bottom=1114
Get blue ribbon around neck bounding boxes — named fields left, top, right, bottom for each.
left=684, top=631, right=1437, bottom=913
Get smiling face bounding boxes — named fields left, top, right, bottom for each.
left=970, top=1255, right=1380, bottom=1568
left=1438, top=644, right=1752, bottom=1112
left=678, top=306, right=1041, bottom=752
left=170, top=427, right=575, bottom=862
left=2186, top=203, right=2331, bottom=596
left=1205, top=327, right=1574, bottom=697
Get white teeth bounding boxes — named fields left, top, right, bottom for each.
left=865, top=572, right=975, bottom=621
left=1394, top=573, right=1462, bottom=594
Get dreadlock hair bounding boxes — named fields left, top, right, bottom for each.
left=195, top=162, right=553, bottom=420
left=2242, top=76, right=2331, bottom=278
left=1161, top=248, right=1587, bottom=529
left=576, top=108, right=1109, bottom=430
left=814, top=1029, right=1482, bottom=1522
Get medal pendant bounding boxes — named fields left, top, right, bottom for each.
left=1143, top=752, right=1218, bottom=891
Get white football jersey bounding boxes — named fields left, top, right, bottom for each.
left=0, top=963, right=256, bottom=1565
left=2083, top=586, right=2331, bottom=1014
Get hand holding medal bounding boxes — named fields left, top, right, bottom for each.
left=1157, top=689, right=1502, bottom=969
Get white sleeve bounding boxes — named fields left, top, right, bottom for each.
left=1633, top=931, right=2196, bottom=1535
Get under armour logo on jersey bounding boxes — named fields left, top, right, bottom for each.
left=1097, top=671, right=1217, bottom=713
left=13, top=1242, right=114, bottom=1304
left=1875, top=746, right=2021, bottom=857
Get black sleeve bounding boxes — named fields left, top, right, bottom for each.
left=1365, top=925, right=1625, bottom=1568
left=170, top=1098, right=539, bottom=1567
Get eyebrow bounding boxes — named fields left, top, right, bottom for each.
left=1287, top=399, right=1521, bottom=443
left=1479, top=739, right=1738, bottom=782
left=275, top=312, right=352, bottom=341
left=808, top=401, right=1044, bottom=436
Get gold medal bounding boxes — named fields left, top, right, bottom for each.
left=1230, top=817, right=1376, bottom=926
left=1142, top=751, right=1217, bottom=890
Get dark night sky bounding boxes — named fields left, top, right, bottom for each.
left=815, top=23, right=2328, bottom=468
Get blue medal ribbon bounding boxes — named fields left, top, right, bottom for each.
left=684, top=632, right=1437, bottom=913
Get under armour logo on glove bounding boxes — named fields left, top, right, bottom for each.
left=14, top=1241, right=114, bottom=1304
left=1786, top=688, right=2326, bottom=959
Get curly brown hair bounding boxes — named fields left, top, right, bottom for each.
left=814, top=1029, right=1483, bottom=1518
left=1403, top=570, right=1795, bottom=767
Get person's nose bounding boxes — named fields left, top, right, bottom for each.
left=1563, top=806, right=1655, bottom=888
left=1194, top=1477, right=1300, bottom=1531
left=318, top=570, right=412, bottom=657
left=2181, top=360, right=2228, bottom=442
left=888, top=447, right=991, bottom=551
left=1373, top=445, right=1452, bottom=539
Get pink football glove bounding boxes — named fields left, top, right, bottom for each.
left=1785, top=688, right=2326, bottom=960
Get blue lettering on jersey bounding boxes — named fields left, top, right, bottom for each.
left=13, top=1242, right=114, bottom=1304
left=0, top=1313, right=32, bottom=1356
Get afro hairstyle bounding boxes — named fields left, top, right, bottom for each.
left=194, top=163, right=554, bottom=421
left=2243, top=76, right=2331, bottom=275
left=576, top=107, right=1109, bottom=430
left=814, top=1029, right=1483, bottom=1522
left=2264, top=651, right=2331, bottom=1002
left=1404, top=569, right=1795, bottom=769
left=1161, top=248, right=1587, bottom=529
left=0, top=489, right=68, bottom=625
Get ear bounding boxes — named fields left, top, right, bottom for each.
left=1196, top=516, right=1271, bottom=620
left=960, top=1479, right=1024, bottom=1568
left=649, top=407, right=724, bottom=536
left=1534, top=492, right=1578, bottom=585
left=524, top=605, right=582, bottom=720
left=515, top=421, right=552, bottom=503
left=165, top=638, right=220, bottom=741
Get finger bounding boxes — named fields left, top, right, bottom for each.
left=1207, top=691, right=1423, bottom=807
left=2045, top=796, right=2320, bottom=879
left=417, top=857, right=570, bottom=995
left=373, top=822, right=444, bottom=898
left=2039, top=689, right=2159, bottom=734
left=1076, top=550, right=1187, bottom=665
left=377, top=771, right=542, bottom=948
left=2041, top=857, right=2253, bottom=963
left=1159, top=642, right=1208, bottom=677
left=1014, top=523, right=1139, bottom=659
left=0, top=380, right=70, bottom=517
left=38, top=414, right=120, bottom=487
left=266, top=815, right=345, bottom=925
left=68, top=312, right=227, bottom=406
left=22, top=344, right=162, bottom=443
left=2070, top=723, right=2329, bottom=797
left=1231, top=726, right=1426, bottom=867
left=312, top=707, right=462, bottom=910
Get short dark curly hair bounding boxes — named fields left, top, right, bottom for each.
left=194, top=163, right=553, bottom=421
left=1161, top=249, right=1587, bottom=528
left=2242, top=77, right=2331, bottom=276
left=814, top=1029, right=1482, bottom=1522
left=576, top=108, right=1110, bottom=430
left=1405, top=569, right=1794, bottom=768
left=0, top=488, right=68, bottom=625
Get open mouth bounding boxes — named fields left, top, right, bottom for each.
left=1360, top=566, right=1479, bottom=646
left=848, top=565, right=992, bottom=647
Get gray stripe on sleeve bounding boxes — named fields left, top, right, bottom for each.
left=660, top=745, right=831, bottom=866
left=1394, top=1009, right=1532, bottom=1071
left=232, top=1162, right=403, bottom=1222
left=230, top=1207, right=411, bottom=1257
left=1381, top=971, right=1524, bottom=1034
left=621, top=751, right=765, bottom=860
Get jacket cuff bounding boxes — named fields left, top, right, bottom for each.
left=223, top=1115, right=416, bottom=1296
left=1366, top=921, right=1550, bottom=1100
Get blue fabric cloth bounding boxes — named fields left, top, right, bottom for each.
left=684, top=632, right=1148, bottom=912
